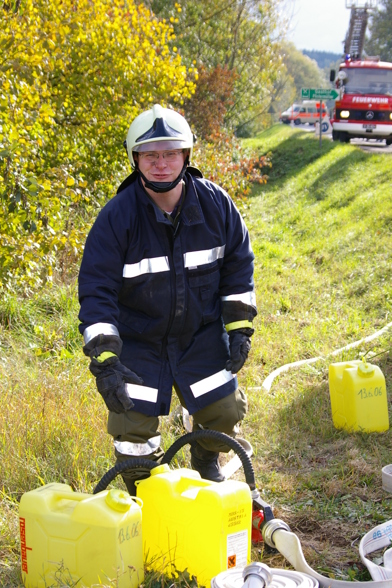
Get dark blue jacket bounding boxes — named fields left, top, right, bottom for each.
left=78, top=172, right=256, bottom=416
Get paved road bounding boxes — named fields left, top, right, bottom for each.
left=290, top=123, right=392, bottom=153
left=349, top=138, right=392, bottom=153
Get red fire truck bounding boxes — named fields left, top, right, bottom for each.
left=330, top=1, right=392, bottom=145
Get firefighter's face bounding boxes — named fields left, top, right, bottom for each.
left=135, top=148, right=187, bottom=185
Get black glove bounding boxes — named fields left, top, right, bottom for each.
left=83, top=334, right=143, bottom=414
left=89, top=354, right=143, bottom=414
left=225, top=330, right=252, bottom=373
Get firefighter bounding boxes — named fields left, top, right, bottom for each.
left=78, top=104, right=257, bottom=493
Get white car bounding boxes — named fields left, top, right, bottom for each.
left=280, top=101, right=328, bottom=125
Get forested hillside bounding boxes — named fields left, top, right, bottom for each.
left=302, top=49, right=341, bottom=69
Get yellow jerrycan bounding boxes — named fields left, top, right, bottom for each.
left=329, top=359, right=389, bottom=432
left=136, top=464, right=252, bottom=587
left=19, top=482, right=144, bottom=588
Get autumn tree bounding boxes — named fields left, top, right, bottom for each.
left=0, top=0, right=196, bottom=290
left=365, top=0, right=392, bottom=61
left=183, top=65, right=238, bottom=140
left=145, top=0, right=287, bottom=135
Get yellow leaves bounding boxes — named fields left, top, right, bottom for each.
left=0, top=0, right=196, bottom=290
left=9, top=128, right=19, bottom=141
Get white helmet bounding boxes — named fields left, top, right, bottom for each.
left=125, top=104, right=194, bottom=169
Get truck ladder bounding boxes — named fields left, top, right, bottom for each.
left=344, top=6, right=368, bottom=59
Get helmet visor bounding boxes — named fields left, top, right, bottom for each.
left=133, top=140, right=190, bottom=153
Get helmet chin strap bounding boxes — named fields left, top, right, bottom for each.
left=137, top=160, right=188, bottom=194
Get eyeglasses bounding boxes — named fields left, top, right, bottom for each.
left=138, top=150, right=184, bottom=164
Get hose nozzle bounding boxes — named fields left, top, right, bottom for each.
left=262, top=518, right=291, bottom=548
left=243, top=563, right=272, bottom=588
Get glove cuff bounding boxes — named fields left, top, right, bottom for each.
left=83, top=334, right=122, bottom=358
left=229, top=327, right=254, bottom=338
left=222, top=299, right=257, bottom=333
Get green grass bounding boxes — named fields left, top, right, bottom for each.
left=2, top=125, right=392, bottom=586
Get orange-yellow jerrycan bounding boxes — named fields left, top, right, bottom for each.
left=19, top=482, right=144, bottom=588
left=329, top=359, right=389, bottom=432
left=136, top=464, right=252, bottom=587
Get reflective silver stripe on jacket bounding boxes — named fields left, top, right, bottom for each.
left=183, top=245, right=226, bottom=269
left=83, top=323, right=120, bottom=344
left=190, top=368, right=236, bottom=398
left=114, top=435, right=161, bottom=457
left=125, top=383, right=158, bottom=403
left=221, top=291, right=256, bottom=306
left=123, top=256, right=170, bottom=278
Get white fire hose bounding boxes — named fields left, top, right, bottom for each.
left=260, top=517, right=392, bottom=588
left=261, top=320, right=392, bottom=393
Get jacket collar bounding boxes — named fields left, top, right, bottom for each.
left=136, top=173, right=205, bottom=226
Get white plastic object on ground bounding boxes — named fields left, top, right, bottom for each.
left=261, top=321, right=392, bottom=392
left=382, top=465, right=392, bottom=493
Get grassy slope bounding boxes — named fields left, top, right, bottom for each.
left=245, top=126, right=392, bottom=372
left=242, top=126, right=392, bottom=578
left=1, top=125, right=392, bottom=586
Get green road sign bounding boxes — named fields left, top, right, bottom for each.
left=301, top=88, right=339, bottom=100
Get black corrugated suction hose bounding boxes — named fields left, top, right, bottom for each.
left=93, top=429, right=256, bottom=494
left=93, top=457, right=157, bottom=494
left=161, top=430, right=256, bottom=491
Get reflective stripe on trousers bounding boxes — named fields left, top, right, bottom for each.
left=114, top=434, right=161, bottom=457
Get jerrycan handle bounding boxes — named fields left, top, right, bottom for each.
left=43, top=490, right=91, bottom=515
left=51, top=491, right=90, bottom=503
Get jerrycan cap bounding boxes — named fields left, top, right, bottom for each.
left=105, top=488, right=136, bottom=512
left=358, top=359, right=375, bottom=376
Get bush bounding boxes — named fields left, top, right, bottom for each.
left=0, top=0, right=195, bottom=291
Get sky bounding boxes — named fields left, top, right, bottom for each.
left=286, top=0, right=353, bottom=54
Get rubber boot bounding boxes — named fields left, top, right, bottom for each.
left=190, top=442, right=225, bottom=482
left=114, top=446, right=165, bottom=496
left=121, top=469, right=151, bottom=496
